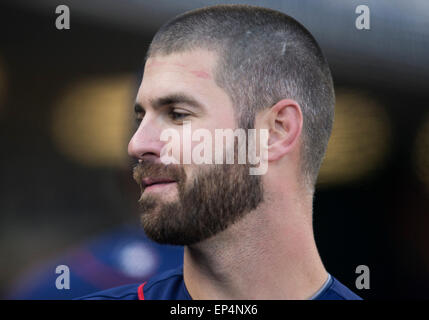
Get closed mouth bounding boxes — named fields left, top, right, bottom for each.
left=142, top=177, right=176, bottom=188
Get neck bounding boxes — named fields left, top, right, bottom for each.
left=183, top=187, right=328, bottom=299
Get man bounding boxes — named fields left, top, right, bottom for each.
left=80, top=4, right=361, bottom=300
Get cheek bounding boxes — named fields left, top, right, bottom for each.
left=160, top=113, right=237, bottom=166
left=160, top=128, right=207, bottom=165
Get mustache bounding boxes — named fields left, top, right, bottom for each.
left=132, top=161, right=186, bottom=189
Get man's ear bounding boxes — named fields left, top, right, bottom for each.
left=264, top=99, right=303, bottom=162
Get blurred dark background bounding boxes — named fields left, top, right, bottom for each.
left=0, top=0, right=428, bottom=299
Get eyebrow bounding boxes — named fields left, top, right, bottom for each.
left=134, top=92, right=205, bottom=114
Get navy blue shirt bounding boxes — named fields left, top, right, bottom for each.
left=78, top=265, right=362, bottom=300
left=7, top=225, right=183, bottom=300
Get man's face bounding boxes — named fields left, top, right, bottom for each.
left=128, top=49, right=263, bottom=245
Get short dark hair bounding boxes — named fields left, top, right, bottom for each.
left=146, top=4, right=335, bottom=189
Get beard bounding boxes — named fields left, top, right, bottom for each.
left=132, top=161, right=264, bottom=246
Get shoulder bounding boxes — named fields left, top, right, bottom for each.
left=314, top=275, right=362, bottom=300
left=142, top=266, right=190, bottom=299
left=76, top=283, right=141, bottom=300
left=76, top=265, right=188, bottom=300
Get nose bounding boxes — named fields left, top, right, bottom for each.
left=128, top=119, right=164, bottom=163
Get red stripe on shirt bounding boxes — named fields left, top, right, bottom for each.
left=138, top=282, right=147, bottom=300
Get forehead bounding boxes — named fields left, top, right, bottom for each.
left=145, top=49, right=215, bottom=80
left=136, top=49, right=232, bottom=113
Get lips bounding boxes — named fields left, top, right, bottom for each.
left=142, top=177, right=176, bottom=188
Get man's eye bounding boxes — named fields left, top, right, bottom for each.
left=169, top=109, right=190, bottom=121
